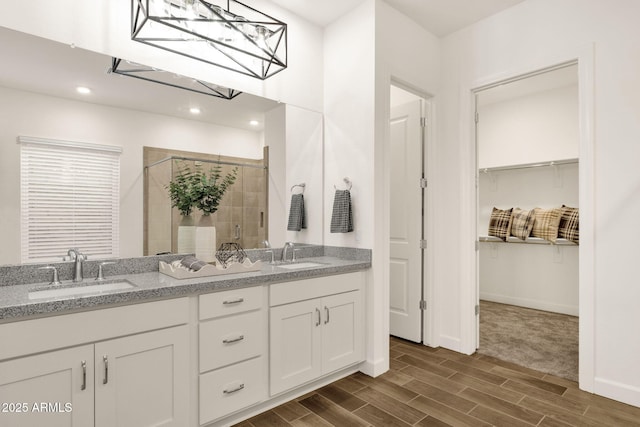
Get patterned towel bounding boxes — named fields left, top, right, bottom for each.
left=287, top=194, right=306, bottom=231
left=330, top=189, right=353, bottom=233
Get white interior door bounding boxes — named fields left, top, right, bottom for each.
left=390, top=99, right=423, bottom=342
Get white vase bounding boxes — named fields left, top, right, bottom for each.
left=195, top=215, right=216, bottom=263
left=177, top=214, right=196, bottom=255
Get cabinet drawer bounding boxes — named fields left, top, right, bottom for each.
left=199, top=357, right=266, bottom=424
left=199, top=310, right=263, bottom=372
left=270, top=272, right=364, bottom=306
left=199, top=286, right=262, bottom=320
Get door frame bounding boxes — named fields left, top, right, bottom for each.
left=461, top=45, right=595, bottom=390
left=389, top=79, right=436, bottom=347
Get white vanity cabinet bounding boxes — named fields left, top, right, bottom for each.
left=198, top=286, right=268, bottom=425
left=0, top=298, right=190, bottom=427
left=0, top=345, right=95, bottom=427
left=269, top=272, right=364, bottom=396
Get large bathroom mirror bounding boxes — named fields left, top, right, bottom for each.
left=0, top=25, right=321, bottom=265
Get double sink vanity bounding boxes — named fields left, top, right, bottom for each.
left=0, top=245, right=370, bottom=427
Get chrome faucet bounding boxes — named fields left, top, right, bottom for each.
left=67, top=248, right=86, bottom=282
left=262, top=240, right=275, bottom=264
left=282, top=242, right=295, bottom=263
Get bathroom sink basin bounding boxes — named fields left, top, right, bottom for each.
left=28, top=280, right=135, bottom=300
left=276, top=262, right=326, bottom=270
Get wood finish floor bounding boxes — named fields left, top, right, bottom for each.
left=235, top=337, right=640, bottom=427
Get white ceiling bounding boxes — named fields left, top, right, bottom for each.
left=270, top=0, right=526, bottom=36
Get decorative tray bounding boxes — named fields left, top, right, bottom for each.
left=159, top=259, right=262, bottom=279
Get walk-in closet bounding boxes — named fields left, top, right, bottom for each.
left=476, top=64, right=579, bottom=381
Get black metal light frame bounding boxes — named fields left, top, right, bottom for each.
left=110, top=57, right=242, bottom=100
left=131, top=0, right=287, bottom=80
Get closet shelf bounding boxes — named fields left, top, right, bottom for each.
left=479, top=236, right=577, bottom=246
left=479, top=158, right=578, bottom=173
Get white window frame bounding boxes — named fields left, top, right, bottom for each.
left=19, top=136, right=122, bottom=263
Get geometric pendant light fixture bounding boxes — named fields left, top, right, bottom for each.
left=109, top=57, right=242, bottom=99
left=131, top=0, right=287, bottom=80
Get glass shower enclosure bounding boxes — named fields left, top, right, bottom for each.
left=143, top=147, right=268, bottom=256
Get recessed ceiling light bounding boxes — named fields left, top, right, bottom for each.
left=249, top=120, right=259, bottom=126
left=189, top=107, right=201, bottom=114
left=76, top=86, right=91, bottom=95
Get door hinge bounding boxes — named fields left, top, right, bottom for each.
left=475, top=305, right=479, bottom=315
left=420, top=178, right=428, bottom=188
left=475, top=111, right=479, bottom=123
left=420, top=117, right=426, bottom=127
left=420, top=239, right=427, bottom=249
left=420, top=300, right=427, bottom=310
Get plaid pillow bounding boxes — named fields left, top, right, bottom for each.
left=488, top=207, right=513, bottom=241
left=559, top=205, right=579, bottom=243
left=531, top=207, right=563, bottom=243
left=510, top=208, right=535, bottom=240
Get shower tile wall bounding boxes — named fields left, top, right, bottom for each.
left=144, top=147, right=268, bottom=256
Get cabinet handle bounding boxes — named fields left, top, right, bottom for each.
left=223, top=383, right=245, bottom=394
left=315, top=308, right=321, bottom=326
left=81, top=360, right=87, bottom=391
left=324, top=306, right=330, bottom=324
left=223, top=335, right=245, bottom=344
left=223, top=298, right=244, bottom=305
left=103, top=355, right=109, bottom=385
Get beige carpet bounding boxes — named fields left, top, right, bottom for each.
left=478, top=300, right=579, bottom=381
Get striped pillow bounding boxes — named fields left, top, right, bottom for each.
left=510, top=208, right=535, bottom=240
left=531, top=207, right=563, bottom=243
left=488, top=207, right=513, bottom=241
left=559, top=205, right=579, bottom=243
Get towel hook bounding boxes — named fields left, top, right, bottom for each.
left=290, top=183, right=306, bottom=193
left=334, top=177, right=352, bottom=191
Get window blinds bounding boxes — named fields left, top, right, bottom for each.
left=19, top=136, right=122, bottom=264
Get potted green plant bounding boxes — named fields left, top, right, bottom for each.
left=190, top=163, right=238, bottom=262
left=166, top=162, right=200, bottom=254
left=167, top=161, right=238, bottom=260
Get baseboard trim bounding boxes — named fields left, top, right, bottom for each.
left=439, top=335, right=462, bottom=353
left=360, top=357, right=388, bottom=377
left=480, top=293, right=578, bottom=316
left=594, top=377, right=640, bottom=408
left=208, top=364, right=363, bottom=426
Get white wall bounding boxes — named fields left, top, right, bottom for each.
left=0, top=86, right=263, bottom=265
left=263, top=105, right=286, bottom=248
left=322, top=0, right=441, bottom=375
left=439, top=0, right=640, bottom=406
left=285, top=105, right=324, bottom=245
left=0, top=0, right=324, bottom=112
left=375, top=0, right=441, bottom=354
left=478, top=85, right=579, bottom=168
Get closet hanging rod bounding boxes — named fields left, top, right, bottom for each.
left=480, top=158, right=578, bottom=173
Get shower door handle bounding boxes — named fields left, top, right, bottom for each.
left=234, top=224, right=241, bottom=240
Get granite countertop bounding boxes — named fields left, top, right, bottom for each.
left=0, top=255, right=370, bottom=322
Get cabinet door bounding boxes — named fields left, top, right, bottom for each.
left=94, top=326, right=189, bottom=427
left=0, top=345, right=94, bottom=427
left=269, top=299, right=322, bottom=395
left=322, top=291, right=363, bottom=374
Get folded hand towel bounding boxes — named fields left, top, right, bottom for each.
left=180, top=255, right=208, bottom=271
left=287, top=193, right=306, bottom=231
left=330, top=189, right=353, bottom=233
